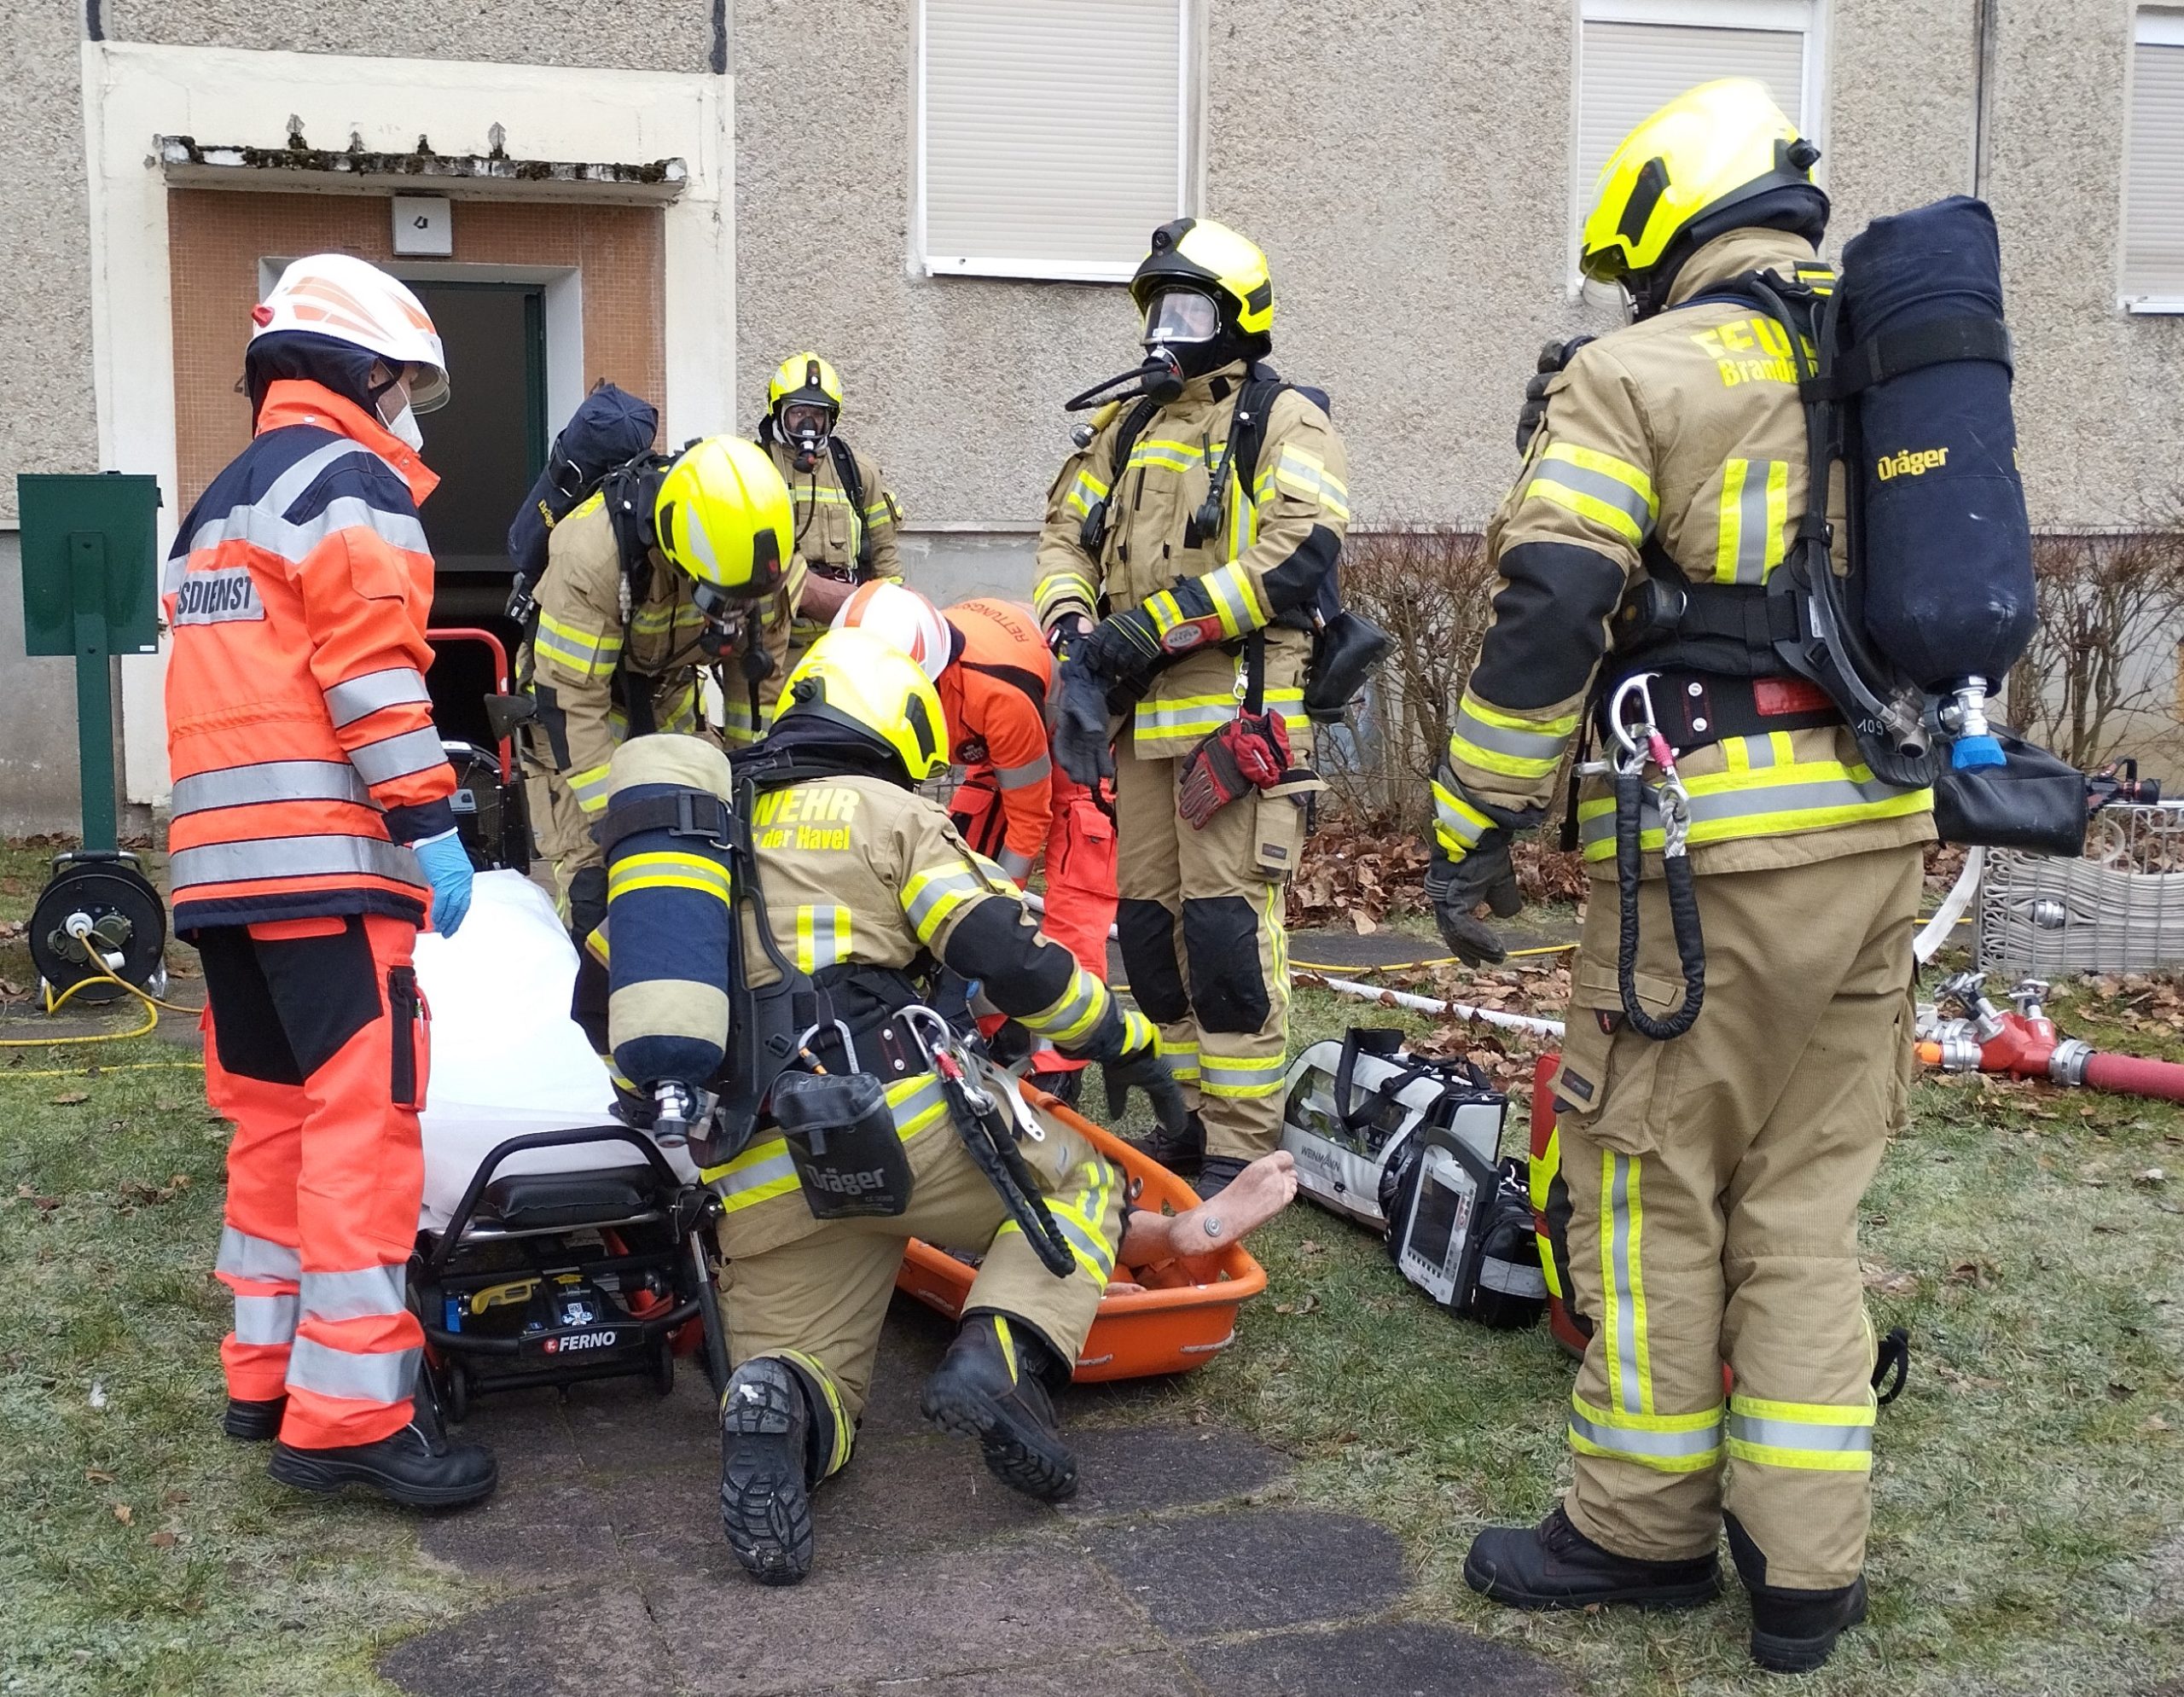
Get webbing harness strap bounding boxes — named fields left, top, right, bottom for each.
left=1812, top=315, right=2013, bottom=402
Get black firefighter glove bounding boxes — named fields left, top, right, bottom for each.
left=1516, top=335, right=1595, bottom=453
left=1077, top=606, right=1166, bottom=689
left=1425, top=834, right=1524, bottom=968
left=1051, top=660, right=1118, bottom=789
left=1068, top=1005, right=1188, bottom=1142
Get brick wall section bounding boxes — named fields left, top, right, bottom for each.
left=168, top=189, right=665, bottom=506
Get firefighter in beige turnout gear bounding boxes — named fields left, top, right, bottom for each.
left=756, top=351, right=909, bottom=668
left=606, top=634, right=1157, bottom=1586
left=521, top=440, right=803, bottom=946
left=1444, top=83, right=1931, bottom=1674
left=1037, top=218, right=1349, bottom=1196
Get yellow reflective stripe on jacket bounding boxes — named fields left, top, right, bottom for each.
left=1577, top=757, right=1935, bottom=860
left=1715, top=458, right=1789, bottom=585
left=1132, top=688, right=1307, bottom=742
left=1262, top=445, right=1351, bottom=523
left=1020, top=968, right=1110, bottom=1047
left=1600, top=1149, right=1652, bottom=1415
left=1126, top=437, right=1211, bottom=476
left=534, top=612, right=624, bottom=679
left=1163, top=1040, right=1201, bottom=1084
left=1567, top=1392, right=1724, bottom=1473
left=995, top=1150, right=1119, bottom=1286
left=658, top=680, right=700, bottom=735
left=1201, top=1053, right=1287, bottom=1099
left=606, top=850, right=733, bottom=905
left=793, top=904, right=853, bottom=972
left=1037, top=568, right=1099, bottom=625
left=1060, top=468, right=1110, bottom=520
left=899, top=863, right=985, bottom=944
left=1431, top=779, right=1495, bottom=859
left=567, top=763, right=613, bottom=816
left=708, top=1135, right=799, bottom=1207
left=885, top=1071, right=951, bottom=1138
left=1526, top=443, right=1659, bottom=548
left=1447, top=694, right=1580, bottom=782
left=1201, top=561, right=1264, bottom=636
left=1726, top=1392, right=1876, bottom=1472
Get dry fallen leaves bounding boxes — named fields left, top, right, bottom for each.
left=148, top=1531, right=177, bottom=1549
left=49, top=1092, right=89, bottom=1107
left=110, top=1502, right=132, bottom=1526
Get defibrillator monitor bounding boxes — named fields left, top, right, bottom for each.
left=1396, top=1144, right=1482, bottom=1308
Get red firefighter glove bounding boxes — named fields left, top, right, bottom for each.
left=1177, top=710, right=1292, bottom=829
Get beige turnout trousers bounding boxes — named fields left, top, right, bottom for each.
left=718, top=1082, right=1123, bottom=1479
left=1546, top=844, right=1921, bottom=1592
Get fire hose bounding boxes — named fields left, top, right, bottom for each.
left=1917, top=972, right=2184, bottom=1102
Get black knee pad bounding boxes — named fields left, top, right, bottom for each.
left=253, top=916, right=382, bottom=1076
left=1116, top=899, right=1188, bottom=1025
left=1182, top=896, right=1270, bottom=1033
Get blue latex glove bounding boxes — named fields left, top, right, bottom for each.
left=410, top=829, right=474, bottom=938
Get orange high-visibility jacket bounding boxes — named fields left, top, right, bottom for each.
left=163, top=380, right=457, bottom=933
left=936, top=598, right=1055, bottom=869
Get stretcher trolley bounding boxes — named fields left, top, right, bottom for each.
left=895, top=1090, right=1268, bottom=1383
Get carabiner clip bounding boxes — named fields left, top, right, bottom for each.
left=1607, top=673, right=1661, bottom=777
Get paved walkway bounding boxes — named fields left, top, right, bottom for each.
left=380, top=1302, right=1571, bottom=1697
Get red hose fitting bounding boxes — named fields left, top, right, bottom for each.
left=2082, top=1051, right=2184, bottom=1102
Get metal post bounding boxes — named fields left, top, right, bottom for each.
left=68, top=532, right=118, bottom=851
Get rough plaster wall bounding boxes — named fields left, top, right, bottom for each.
left=3, top=0, right=100, bottom=520
left=103, top=0, right=717, bottom=72
left=1984, top=0, right=2184, bottom=531
left=1823, top=0, right=1978, bottom=247
left=734, top=0, right=1128, bottom=541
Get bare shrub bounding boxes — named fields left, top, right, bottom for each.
left=2007, top=530, right=2184, bottom=768
left=1318, top=526, right=1497, bottom=825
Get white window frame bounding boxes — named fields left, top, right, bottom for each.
left=911, top=0, right=1195, bottom=283
left=1569, top=0, right=1829, bottom=293
left=2123, top=7, right=2184, bottom=313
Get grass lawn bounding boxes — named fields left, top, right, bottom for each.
left=3, top=843, right=2181, bottom=1694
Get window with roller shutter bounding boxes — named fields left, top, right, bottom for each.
left=2125, top=10, right=2184, bottom=308
left=915, top=0, right=1194, bottom=283
left=1571, top=1, right=1823, bottom=287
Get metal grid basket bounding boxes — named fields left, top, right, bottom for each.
left=1978, top=804, right=2184, bottom=977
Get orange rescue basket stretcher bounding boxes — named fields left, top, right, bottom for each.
left=894, top=1088, right=1268, bottom=1383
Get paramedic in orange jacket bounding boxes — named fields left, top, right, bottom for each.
left=166, top=254, right=494, bottom=1509
left=834, top=586, right=1120, bottom=1103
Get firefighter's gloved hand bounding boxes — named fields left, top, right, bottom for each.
left=1052, top=663, right=1117, bottom=788
left=411, top=829, right=475, bottom=938
left=1425, top=837, right=1518, bottom=968
left=1177, top=711, right=1292, bottom=828
left=1516, top=335, right=1594, bottom=453
left=1089, top=1011, right=1189, bottom=1141
left=1077, top=607, right=1165, bottom=687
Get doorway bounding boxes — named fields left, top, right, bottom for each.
left=405, top=280, right=548, bottom=581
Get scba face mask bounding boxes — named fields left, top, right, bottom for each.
left=780, top=401, right=834, bottom=471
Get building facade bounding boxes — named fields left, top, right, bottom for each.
left=3, top=0, right=2181, bottom=829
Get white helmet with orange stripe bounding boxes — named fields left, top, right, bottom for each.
left=253, top=253, right=450, bottom=413
left=831, top=582, right=953, bottom=683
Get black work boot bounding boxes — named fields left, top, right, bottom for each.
left=1027, top=1067, right=1084, bottom=1107
left=1729, top=1513, right=1867, bottom=1673
left=1466, top=1504, right=1720, bottom=1610
left=719, top=1357, right=819, bottom=1586
left=268, top=1418, right=497, bottom=1509
left=224, top=1395, right=286, bottom=1442
left=1125, top=1106, right=1205, bottom=1180
left=1193, top=1154, right=1249, bottom=1200
left=921, top=1311, right=1079, bottom=1502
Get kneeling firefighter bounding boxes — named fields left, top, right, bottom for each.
left=1035, top=218, right=1350, bottom=1195
left=596, top=630, right=1170, bottom=1585
left=520, top=435, right=805, bottom=950
left=1433, top=82, right=1979, bottom=1674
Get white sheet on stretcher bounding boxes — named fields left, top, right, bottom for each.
left=412, top=870, right=696, bottom=1233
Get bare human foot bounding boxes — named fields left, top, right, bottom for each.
left=1117, top=1150, right=1298, bottom=1275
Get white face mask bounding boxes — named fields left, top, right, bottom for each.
left=380, top=398, right=424, bottom=450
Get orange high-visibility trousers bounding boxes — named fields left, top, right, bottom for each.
left=200, top=912, right=428, bottom=1450
left=950, top=767, right=1118, bottom=1076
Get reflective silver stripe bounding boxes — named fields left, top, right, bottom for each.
left=1201, top=1055, right=1287, bottom=1094
left=903, top=868, right=982, bottom=933
left=1433, top=787, right=1490, bottom=850
left=996, top=753, right=1052, bottom=791
left=172, top=760, right=375, bottom=817
left=1741, top=734, right=1780, bottom=770
left=1027, top=972, right=1102, bottom=1040
left=348, top=726, right=451, bottom=788
left=171, top=439, right=364, bottom=592
left=1568, top=1404, right=1722, bottom=1462
left=324, top=667, right=432, bottom=729
left=1730, top=460, right=1780, bottom=585
left=1529, top=456, right=1656, bottom=540
left=1132, top=690, right=1307, bottom=734
left=888, top=1076, right=949, bottom=1133
left=1607, top=1153, right=1644, bottom=1414
left=171, top=834, right=427, bottom=892
left=717, top=1142, right=798, bottom=1202
left=1452, top=704, right=1569, bottom=764
left=299, top=1264, right=409, bottom=1323
left=799, top=906, right=851, bottom=971
left=1205, top=564, right=1255, bottom=631
left=216, top=1225, right=302, bottom=1281
left=183, top=477, right=429, bottom=578
left=1727, top=1410, right=1873, bottom=1455
left=233, top=1292, right=300, bottom=1346
left=1049, top=1209, right=1115, bottom=1280
left=997, top=846, right=1035, bottom=882
left=1578, top=771, right=1923, bottom=851
left=285, top=1338, right=419, bottom=1405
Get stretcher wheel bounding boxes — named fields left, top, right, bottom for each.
left=28, top=852, right=168, bottom=1006
left=441, top=1358, right=473, bottom=1426
left=649, top=1336, right=675, bottom=1398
